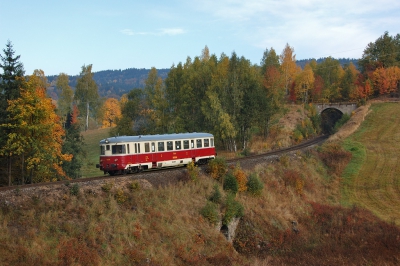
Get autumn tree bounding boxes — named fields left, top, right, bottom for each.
left=260, top=47, right=280, bottom=76
left=56, top=73, right=74, bottom=124
left=101, top=98, right=122, bottom=128
left=164, top=62, right=187, bottom=131
left=340, top=63, right=359, bottom=101
left=314, top=57, right=344, bottom=102
left=0, top=71, right=72, bottom=184
left=371, top=66, right=400, bottom=95
left=312, top=75, right=324, bottom=102
left=294, top=63, right=315, bottom=103
left=74, top=64, right=100, bottom=130
left=260, top=60, right=285, bottom=137
left=112, top=89, right=144, bottom=136
left=202, top=53, right=237, bottom=150
left=353, top=74, right=373, bottom=103
left=386, top=66, right=400, bottom=95
left=280, top=43, right=299, bottom=95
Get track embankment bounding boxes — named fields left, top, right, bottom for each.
left=0, top=135, right=327, bottom=206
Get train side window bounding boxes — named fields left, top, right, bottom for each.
left=100, top=146, right=105, bottom=155
left=158, top=142, right=165, bottom=151
left=145, top=143, right=150, bottom=153
left=151, top=142, right=155, bottom=152
left=112, top=144, right=126, bottom=154
left=167, top=141, right=173, bottom=151
left=191, top=140, right=194, bottom=148
left=196, top=139, right=202, bottom=148
left=211, top=138, right=214, bottom=147
left=204, top=139, right=209, bottom=147
left=175, top=141, right=181, bottom=150
left=127, top=144, right=130, bottom=154
left=135, top=143, right=141, bottom=154
left=183, top=140, right=189, bottom=149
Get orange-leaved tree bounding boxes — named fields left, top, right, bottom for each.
left=101, top=98, right=122, bottom=128
left=371, top=66, right=400, bottom=95
left=0, top=70, right=72, bottom=183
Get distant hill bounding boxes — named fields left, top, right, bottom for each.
left=46, top=68, right=170, bottom=100
left=296, top=57, right=359, bottom=69
left=46, top=58, right=359, bottom=100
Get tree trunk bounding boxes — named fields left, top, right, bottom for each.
left=8, top=155, right=11, bottom=186
left=21, top=154, right=24, bottom=185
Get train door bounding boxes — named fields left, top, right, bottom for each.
left=143, top=142, right=154, bottom=168
left=190, top=139, right=195, bottom=161
left=134, top=142, right=140, bottom=165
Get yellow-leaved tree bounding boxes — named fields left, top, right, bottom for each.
left=101, top=98, right=122, bottom=128
left=280, top=43, right=299, bottom=96
left=294, top=63, right=315, bottom=103
left=0, top=70, right=72, bottom=184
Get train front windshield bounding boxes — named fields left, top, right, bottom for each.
left=112, top=144, right=126, bottom=154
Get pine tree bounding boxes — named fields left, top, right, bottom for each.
left=0, top=40, right=25, bottom=186
left=62, top=105, right=85, bottom=179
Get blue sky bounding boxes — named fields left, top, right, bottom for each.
left=1, top=0, right=399, bottom=76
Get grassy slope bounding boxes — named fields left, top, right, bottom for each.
left=81, top=128, right=111, bottom=177
left=341, top=102, right=400, bottom=225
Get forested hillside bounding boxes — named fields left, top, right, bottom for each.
left=296, top=57, right=359, bottom=69
left=47, top=68, right=170, bottom=99
left=46, top=58, right=357, bottom=100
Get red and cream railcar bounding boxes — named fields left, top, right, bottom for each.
left=97, top=132, right=216, bottom=175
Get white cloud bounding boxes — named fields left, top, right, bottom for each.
left=192, top=0, right=400, bottom=59
left=160, top=28, right=186, bottom=35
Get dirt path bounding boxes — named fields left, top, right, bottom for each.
left=342, top=102, right=400, bottom=225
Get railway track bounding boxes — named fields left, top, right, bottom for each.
left=0, top=135, right=328, bottom=194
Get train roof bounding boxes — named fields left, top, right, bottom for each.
left=99, top=132, right=214, bottom=145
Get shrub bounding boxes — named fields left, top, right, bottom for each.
left=114, top=188, right=127, bottom=204
left=279, top=155, right=290, bottom=167
left=200, top=201, right=219, bottom=225
left=58, top=238, right=100, bottom=265
left=222, top=193, right=244, bottom=225
left=318, top=143, right=352, bottom=176
left=241, top=148, right=250, bottom=157
left=208, top=184, right=222, bottom=204
left=186, top=161, right=199, bottom=181
left=308, top=104, right=321, bottom=134
left=292, top=128, right=304, bottom=143
left=69, top=183, right=80, bottom=196
left=207, top=157, right=227, bottom=181
left=129, top=181, right=140, bottom=191
left=233, top=164, right=248, bottom=192
left=247, top=173, right=264, bottom=196
left=223, top=173, right=238, bottom=194
left=101, top=182, right=114, bottom=193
